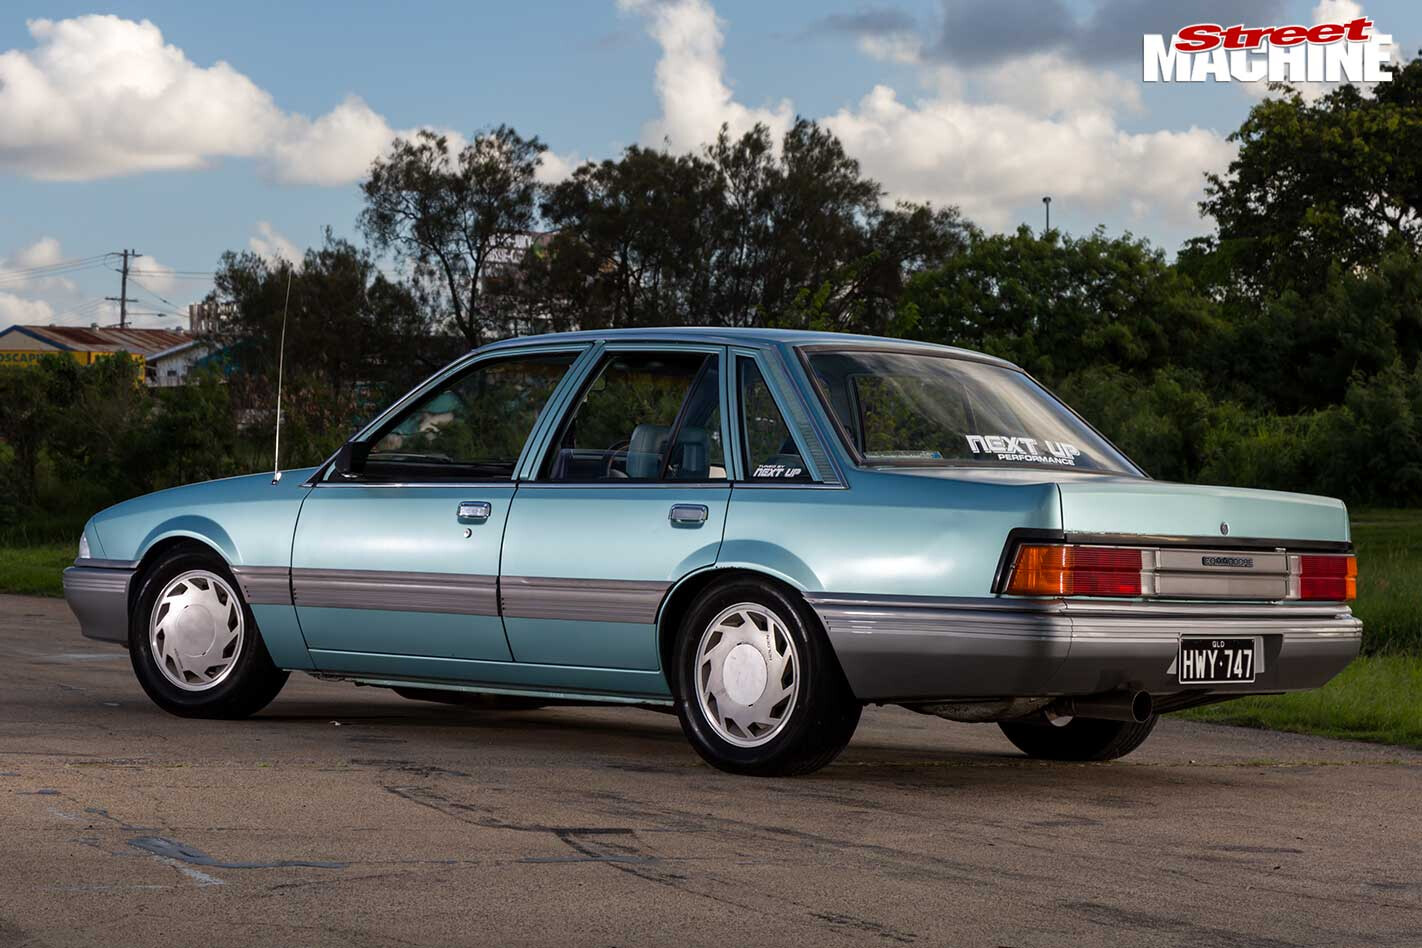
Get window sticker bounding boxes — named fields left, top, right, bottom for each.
left=754, top=463, right=805, bottom=479
left=965, top=434, right=1081, bottom=466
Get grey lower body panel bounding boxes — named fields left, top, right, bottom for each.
left=807, top=594, right=1362, bottom=702
left=62, top=565, right=136, bottom=645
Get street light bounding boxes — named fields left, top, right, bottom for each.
left=1042, top=195, right=1052, bottom=233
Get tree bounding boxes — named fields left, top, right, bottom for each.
left=360, top=126, right=547, bottom=346
left=900, top=227, right=1224, bottom=385
left=530, top=119, right=966, bottom=332
left=1191, top=56, right=1422, bottom=297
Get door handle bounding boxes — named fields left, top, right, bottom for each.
left=669, top=504, right=709, bottom=525
left=457, top=501, right=492, bottom=522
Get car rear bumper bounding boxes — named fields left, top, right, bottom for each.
left=806, top=594, right=1361, bottom=702
left=62, top=562, right=137, bottom=645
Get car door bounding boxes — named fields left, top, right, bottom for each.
left=500, top=344, right=732, bottom=670
left=292, top=346, right=587, bottom=674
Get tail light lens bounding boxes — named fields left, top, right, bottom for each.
left=1297, top=554, right=1357, bottom=601
left=1004, top=544, right=1144, bottom=597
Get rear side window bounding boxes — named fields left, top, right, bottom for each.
left=738, top=358, right=810, bottom=482
left=543, top=351, right=727, bottom=482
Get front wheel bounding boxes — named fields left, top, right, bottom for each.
left=129, top=545, right=289, bottom=719
left=998, top=714, right=1158, bottom=762
left=674, top=579, right=860, bottom=777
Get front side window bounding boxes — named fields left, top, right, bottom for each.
left=544, top=351, right=726, bottom=482
left=362, top=351, right=579, bottom=481
left=738, top=358, right=810, bottom=481
left=805, top=349, right=1139, bottom=474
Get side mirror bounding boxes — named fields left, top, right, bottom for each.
left=331, top=441, right=369, bottom=479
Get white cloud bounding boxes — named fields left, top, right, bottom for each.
left=249, top=221, right=301, bottom=265
left=624, top=0, right=1232, bottom=231
left=0, top=15, right=456, bottom=186
left=617, top=0, right=793, bottom=149
left=536, top=149, right=582, bottom=184
left=0, top=291, right=56, bottom=326
left=0, top=236, right=81, bottom=294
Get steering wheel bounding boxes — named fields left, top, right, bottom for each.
left=603, top=439, right=631, bottom=478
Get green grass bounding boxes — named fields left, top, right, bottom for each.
left=0, top=543, right=71, bottom=597
left=1179, top=655, right=1422, bottom=749
left=1347, top=509, right=1422, bottom=654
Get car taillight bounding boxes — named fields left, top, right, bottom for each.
left=1004, top=544, right=1144, bottom=597
left=1297, top=554, right=1357, bottom=601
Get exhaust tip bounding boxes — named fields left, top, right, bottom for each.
left=1130, top=690, right=1154, bottom=723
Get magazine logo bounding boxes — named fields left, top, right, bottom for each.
left=1144, top=18, right=1393, bottom=83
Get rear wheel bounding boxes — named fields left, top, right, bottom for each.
left=674, top=578, right=860, bottom=777
left=998, top=714, right=1158, bottom=762
left=129, top=545, right=288, bottom=719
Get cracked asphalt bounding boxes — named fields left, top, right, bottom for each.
left=2, top=592, right=1420, bottom=947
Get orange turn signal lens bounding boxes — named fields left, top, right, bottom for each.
left=1004, top=544, right=1145, bottom=597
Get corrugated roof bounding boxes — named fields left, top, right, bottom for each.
left=3, top=325, right=191, bottom=356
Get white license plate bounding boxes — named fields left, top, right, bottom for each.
left=1178, top=637, right=1257, bottom=684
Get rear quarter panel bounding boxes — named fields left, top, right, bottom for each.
left=719, top=469, right=1061, bottom=596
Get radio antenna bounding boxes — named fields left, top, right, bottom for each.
left=271, top=265, right=294, bottom=485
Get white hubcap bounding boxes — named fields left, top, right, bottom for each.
left=695, top=602, right=799, bottom=748
left=149, top=570, right=244, bottom=691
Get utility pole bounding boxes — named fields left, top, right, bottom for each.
left=1042, top=196, right=1052, bottom=234
left=105, top=248, right=142, bottom=329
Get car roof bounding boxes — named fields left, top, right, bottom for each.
left=476, top=327, right=1018, bottom=368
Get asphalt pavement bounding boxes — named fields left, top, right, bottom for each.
left=2, top=592, right=1419, bottom=947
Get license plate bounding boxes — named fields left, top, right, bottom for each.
left=1178, top=637, right=1257, bottom=684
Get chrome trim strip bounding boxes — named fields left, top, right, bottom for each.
left=501, top=576, right=670, bottom=624
left=291, top=568, right=499, bottom=615
left=230, top=565, right=293, bottom=606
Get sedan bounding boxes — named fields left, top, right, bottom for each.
left=63, top=328, right=1361, bottom=775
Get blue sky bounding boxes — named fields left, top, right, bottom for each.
left=0, top=0, right=1415, bottom=329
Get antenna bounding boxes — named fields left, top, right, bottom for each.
left=271, top=266, right=294, bottom=485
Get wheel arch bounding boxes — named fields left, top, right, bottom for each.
left=655, top=564, right=827, bottom=700
left=127, top=531, right=235, bottom=616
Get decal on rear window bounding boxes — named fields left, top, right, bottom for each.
left=965, top=434, right=1082, bottom=466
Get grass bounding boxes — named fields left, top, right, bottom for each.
left=1179, top=655, right=1422, bottom=749
left=1344, top=509, right=1422, bottom=655
left=0, top=543, right=72, bottom=597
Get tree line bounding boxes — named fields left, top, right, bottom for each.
left=6, top=55, right=1422, bottom=539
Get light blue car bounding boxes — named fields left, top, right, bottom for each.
left=63, top=329, right=1361, bottom=775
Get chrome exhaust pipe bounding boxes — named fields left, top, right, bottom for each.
left=1052, top=690, right=1154, bottom=723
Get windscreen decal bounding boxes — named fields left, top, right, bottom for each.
left=965, top=435, right=1081, bottom=466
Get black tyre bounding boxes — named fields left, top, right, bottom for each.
left=128, top=544, right=288, bottom=719
left=674, top=578, right=860, bottom=777
left=998, top=714, right=1158, bottom=762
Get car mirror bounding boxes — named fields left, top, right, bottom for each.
left=331, top=441, right=369, bottom=479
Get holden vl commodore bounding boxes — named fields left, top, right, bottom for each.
left=62, top=329, right=1361, bottom=776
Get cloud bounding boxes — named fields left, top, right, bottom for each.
left=627, top=0, right=1232, bottom=231
left=0, top=291, right=56, bottom=326
left=0, top=236, right=82, bottom=294
left=921, top=0, right=1290, bottom=66
left=802, top=8, right=918, bottom=40
left=535, top=149, right=582, bottom=184
left=617, top=0, right=793, bottom=150
left=249, top=221, right=301, bottom=265
left=0, top=15, right=455, bottom=186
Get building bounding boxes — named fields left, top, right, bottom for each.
left=0, top=325, right=203, bottom=386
